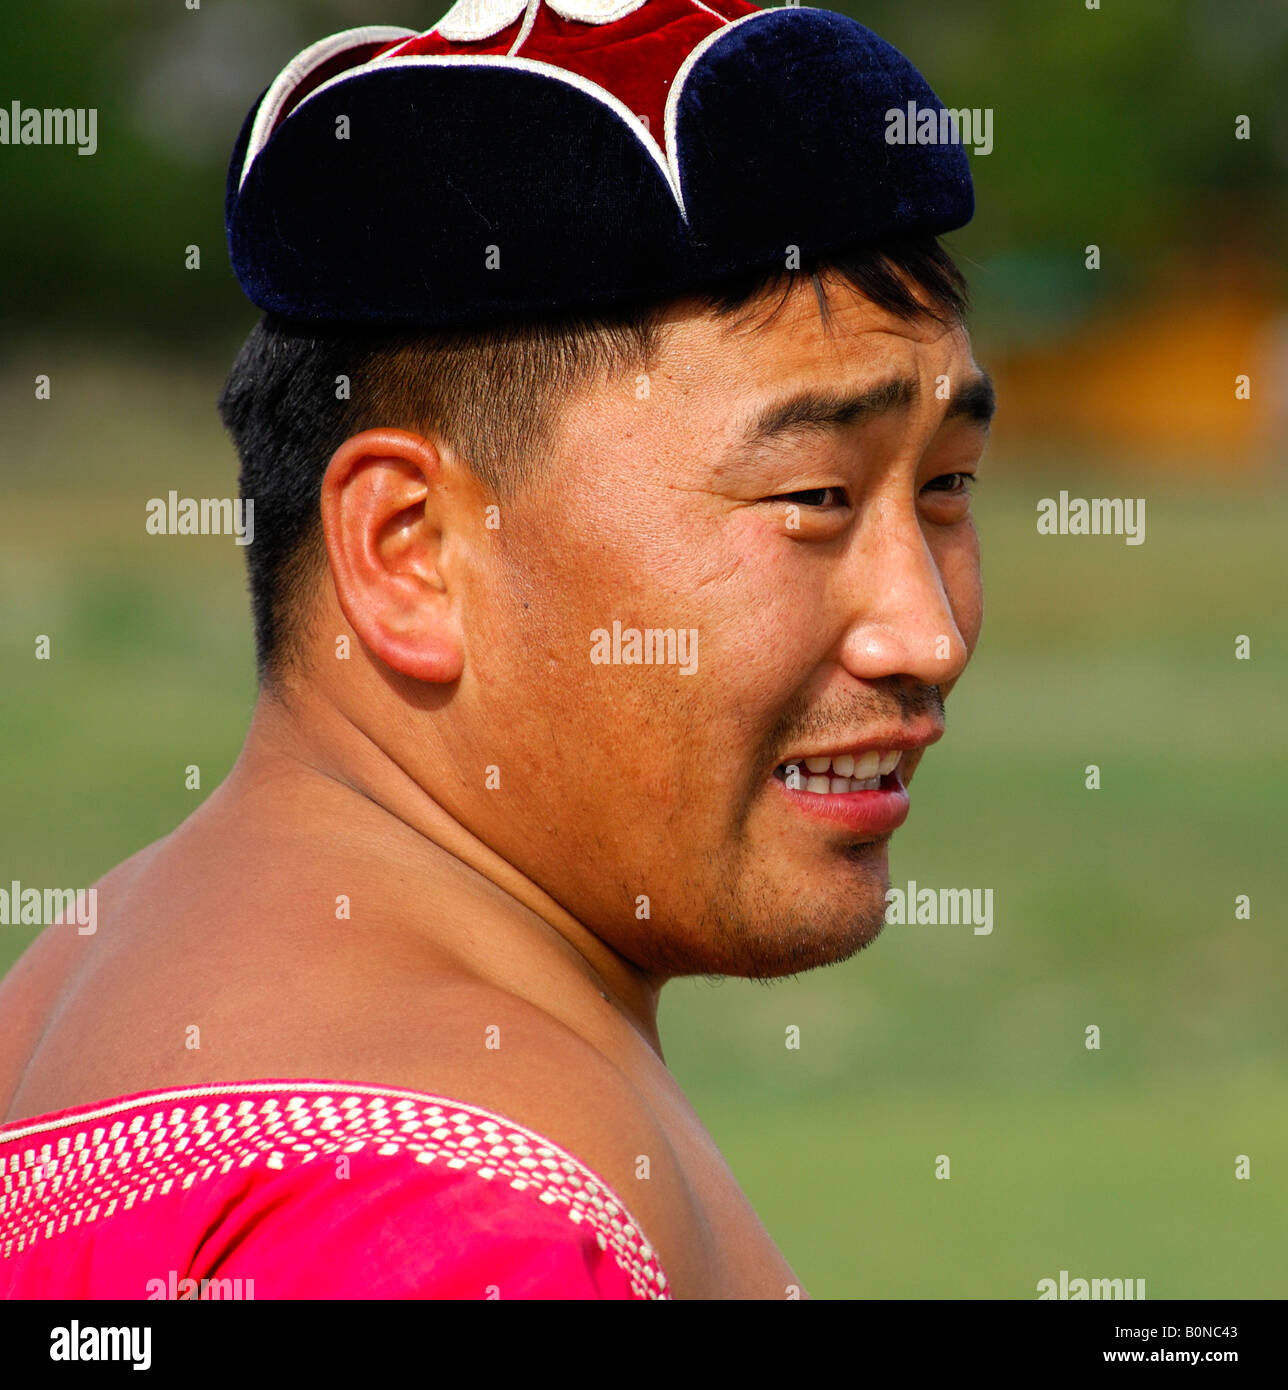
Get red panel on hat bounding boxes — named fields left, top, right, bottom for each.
left=517, top=3, right=723, bottom=141
left=390, top=0, right=764, bottom=154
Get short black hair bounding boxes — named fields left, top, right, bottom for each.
left=217, top=236, right=968, bottom=684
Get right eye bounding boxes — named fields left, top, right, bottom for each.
left=766, top=487, right=850, bottom=508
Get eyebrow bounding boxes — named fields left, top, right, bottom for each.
left=743, top=368, right=996, bottom=447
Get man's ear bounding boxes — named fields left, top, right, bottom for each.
left=320, top=428, right=465, bottom=683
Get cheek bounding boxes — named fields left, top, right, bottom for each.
left=938, top=523, right=983, bottom=651
left=470, top=515, right=697, bottom=788
left=657, top=511, right=836, bottom=722
left=489, top=507, right=823, bottom=782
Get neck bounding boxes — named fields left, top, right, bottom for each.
left=220, top=683, right=666, bottom=1056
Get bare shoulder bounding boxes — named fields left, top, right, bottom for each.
left=0, top=845, right=159, bottom=1112
left=350, top=977, right=713, bottom=1293
left=196, top=970, right=717, bottom=1296
left=0, top=869, right=716, bottom=1293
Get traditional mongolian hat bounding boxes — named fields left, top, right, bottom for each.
left=226, top=0, right=973, bottom=329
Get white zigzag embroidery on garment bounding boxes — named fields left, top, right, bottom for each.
left=0, top=1083, right=669, bottom=1298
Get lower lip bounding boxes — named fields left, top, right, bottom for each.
left=771, top=770, right=910, bottom=836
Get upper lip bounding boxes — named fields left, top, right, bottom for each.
left=776, top=721, right=945, bottom=766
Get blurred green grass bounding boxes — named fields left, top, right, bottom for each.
left=2, top=352, right=1285, bottom=1297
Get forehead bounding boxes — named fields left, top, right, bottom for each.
left=656, top=275, right=973, bottom=400
left=552, top=276, right=980, bottom=482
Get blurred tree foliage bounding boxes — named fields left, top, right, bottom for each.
left=1, top=0, right=1283, bottom=349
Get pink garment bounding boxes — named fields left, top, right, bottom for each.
left=0, top=1080, right=669, bottom=1300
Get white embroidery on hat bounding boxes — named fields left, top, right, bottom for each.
left=437, top=0, right=650, bottom=44
left=238, top=4, right=773, bottom=215
left=548, top=0, right=649, bottom=23
left=437, top=0, right=527, bottom=43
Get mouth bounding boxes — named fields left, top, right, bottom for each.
left=769, top=742, right=929, bottom=836
left=772, top=747, right=903, bottom=793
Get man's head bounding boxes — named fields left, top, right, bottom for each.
left=220, top=1, right=988, bottom=981
left=218, top=238, right=991, bottom=980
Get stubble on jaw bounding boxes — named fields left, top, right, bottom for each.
left=599, top=717, right=896, bottom=982
left=626, top=821, right=893, bottom=981
left=603, top=679, right=947, bottom=981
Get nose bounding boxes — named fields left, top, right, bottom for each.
left=835, top=502, right=971, bottom=688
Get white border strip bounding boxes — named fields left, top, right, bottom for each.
left=288, top=52, right=686, bottom=213
left=507, top=0, right=543, bottom=54
left=661, top=8, right=771, bottom=220
left=239, top=26, right=416, bottom=192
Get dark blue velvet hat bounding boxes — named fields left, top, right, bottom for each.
left=226, top=0, right=974, bottom=329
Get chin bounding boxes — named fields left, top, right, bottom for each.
left=741, top=913, right=887, bottom=980
left=631, top=835, right=893, bottom=979
left=661, top=898, right=889, bottom=981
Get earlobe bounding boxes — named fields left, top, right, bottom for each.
left=321, top=428, right=466, bottom=684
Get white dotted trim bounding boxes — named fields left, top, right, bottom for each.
left=1, top=1083, right=668, bottom=1299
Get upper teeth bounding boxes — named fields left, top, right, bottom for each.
left=786, top=749, right=901, bottom=793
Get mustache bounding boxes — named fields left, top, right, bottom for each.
left=765, top=681, right=945, bottom=757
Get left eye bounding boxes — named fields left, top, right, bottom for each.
left=772, top=487, right=849, bottom=507
left=923, top=473, right=975, bottom=494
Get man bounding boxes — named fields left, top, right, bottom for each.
left=0, top=0, right=991, bottom=1299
